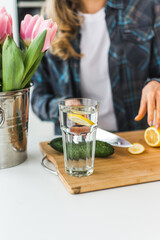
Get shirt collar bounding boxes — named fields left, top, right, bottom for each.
left=106, top=0, right=124, bottom=9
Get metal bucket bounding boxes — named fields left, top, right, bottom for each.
left=0, top=87, right=30, bottom=169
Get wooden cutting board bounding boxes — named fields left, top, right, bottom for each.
left=39, top=130, right=160, bottom=194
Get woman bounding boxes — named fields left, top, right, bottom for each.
left=31, top=0, right=160, bottom=135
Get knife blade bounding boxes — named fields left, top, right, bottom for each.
left=96, top=128, right=133, bottom=148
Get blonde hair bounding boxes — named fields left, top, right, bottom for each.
left=43, top=0, right=83, bottom=60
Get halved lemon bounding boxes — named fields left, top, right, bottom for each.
left=68, top=113, right=94, bottom=126
left=128, top=143, right=145, bottom=154
left=144, top=126, right=160, bottom=147
left=71, top=109, right=90, bottom=115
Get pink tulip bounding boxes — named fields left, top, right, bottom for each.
left=32, top=18, right=57, bottom=52
left=0, top=6, right=13, bottom=44
left=20, top=14, right=40, bottom=46
left=20, top=14, right=57, bottom=52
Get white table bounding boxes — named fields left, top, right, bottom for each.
left=1, top=134, right=160, bottom=240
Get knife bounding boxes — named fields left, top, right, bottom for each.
left=96, top=128, right=133, bottom=148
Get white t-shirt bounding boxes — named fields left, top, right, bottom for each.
left=79, top=8, right=118, bottom=131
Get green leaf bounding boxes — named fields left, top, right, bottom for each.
left=19, top=36, right=28, bottom=61
left=19, top=36, right=28, bottom=53
left=2, top=36, right=24, bottom=92
left=23, top=30, right=47, bottom=81
left=0, top=52, right=2, bottom=68
left=21, top=52, right=45, bottom=89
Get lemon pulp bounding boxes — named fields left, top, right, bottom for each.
left=144, top=126, right=160, bottom=147
left=128, top=143, right=145, bottom=154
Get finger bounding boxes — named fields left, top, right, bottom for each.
left=65, top=99, right=81, bottom=106
left=135, top=97, right=147, bottom=121
left=155, top=92, right=160, bottom=129
left=147, top=93, right=156, bottom=126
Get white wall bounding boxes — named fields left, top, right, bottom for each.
left=1, top=0, right=54, bottom=138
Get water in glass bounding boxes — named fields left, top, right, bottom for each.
left=59, top=103, right=98, bottom=177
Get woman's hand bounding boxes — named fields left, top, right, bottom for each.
left=135, top=81, right=160, bottom=128
left=65, top=99, right=81, bottom=107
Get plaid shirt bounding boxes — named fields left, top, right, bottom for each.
left=31, top=0, right=160, bottom=135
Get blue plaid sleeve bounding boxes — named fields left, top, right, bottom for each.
left=31, top=54, right=69, bottom=124
left=146, top=0, right=160, bottom=85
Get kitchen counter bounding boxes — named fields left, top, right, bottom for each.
left=1, top=134, right=160, bottom=240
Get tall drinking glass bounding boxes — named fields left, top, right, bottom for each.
left=59, top=98, right=98, bottom=177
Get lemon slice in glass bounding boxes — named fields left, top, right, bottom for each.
left=68, top=113, right=94, bottom=126
left=144, top=126, right=160, bottom=147
left=128, top=143, right=145, bottom=154
left=71, top=110, right=90, bottom=115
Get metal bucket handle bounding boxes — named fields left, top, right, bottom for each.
left=41, top=155, right=58, bottom=176
left=0, top=107, right=5, bottom=128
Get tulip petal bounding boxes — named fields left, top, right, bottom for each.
left=23, top=14, right=32, bottom=30
left=41, top=23, right=57, bottom=52
left=25, top=14, right=39, bottom=40
left=39, top=19, right=53, bottom=30
left=0, top=8, right=13, bottom=44
left=42, top=29, right=52, bottom=52
left=31, top=16, right=44, bottom=40
left=20, top=14, right=32, bottom=40
left=0, top=15, right=7, bottom=43
left=6, top=15, right=13, bottom=37
left=0, top=6, right=7, bottom=14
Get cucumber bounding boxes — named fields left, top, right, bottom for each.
left=95, top=140, right=114, bottom=157
left=49, top=137, right=63, bottom=153
left=49, top=137, right=114, bottom=158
